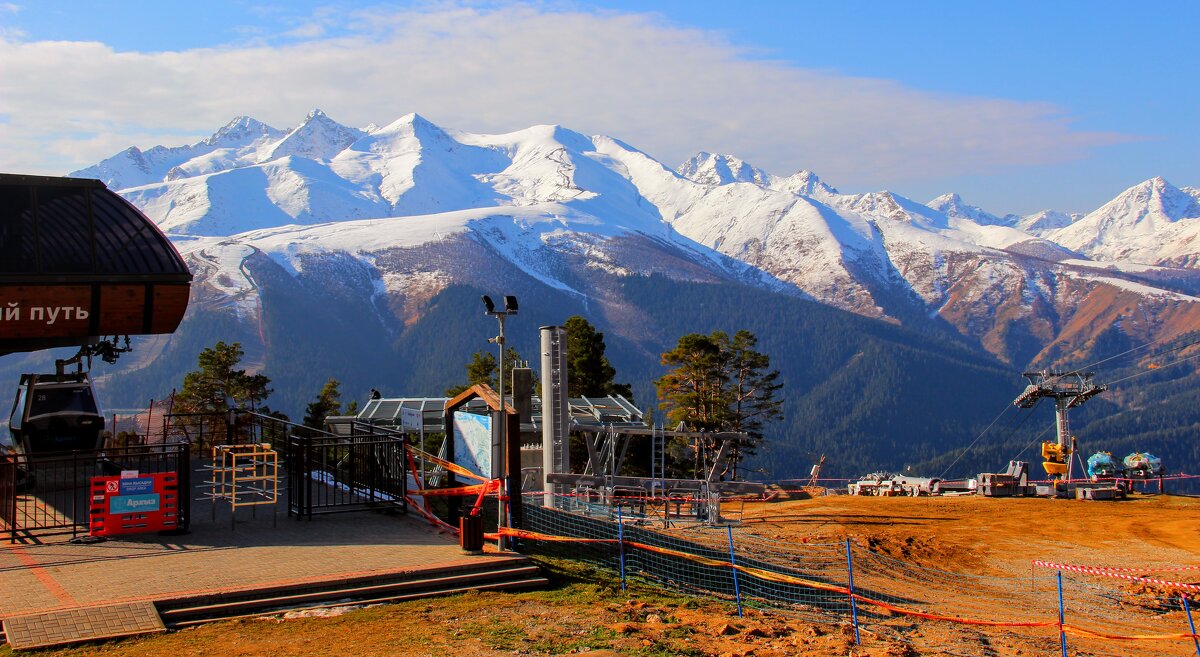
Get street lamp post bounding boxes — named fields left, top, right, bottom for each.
left=482, top=295, right=518, bottom=550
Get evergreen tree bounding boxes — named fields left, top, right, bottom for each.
left=445, top=347, right=524, bottom=396
left=173, top=341, right=273, bottom=446
left=564, top=315, right=632, bottom=398
left=656, top=332, right=729, bottom=431
left=655, top=330, right=781, bottom=479
left=722, top=330, right=783, bottom=476
left=302, top=378, right=343, bottom=433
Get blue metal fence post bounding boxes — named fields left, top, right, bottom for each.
left=1056, top=571, right=1068, bottom=657
left=1184, top=594, right=1200, bottom=657
left=845, top=538, right=861, bottom=646
left=617, top=505, right=627, bottom=591
left=727, top=525, right=743, bottom=618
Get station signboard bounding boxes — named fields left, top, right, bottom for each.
left=89, top=471, right=180, bottom=537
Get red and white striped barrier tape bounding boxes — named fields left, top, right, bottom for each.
left=1033, top=561, right=1200, bottom=592
left=1034, top=561, right=1200, bottom=574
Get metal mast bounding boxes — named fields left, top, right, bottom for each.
left=1012, top=371, right=1106, bottom=480
left=539, top=325, right=569, bottom=508
left=482, top=295, right=518, bottom=549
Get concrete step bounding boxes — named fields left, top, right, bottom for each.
left=167, top=576, right=549, bottom=628
left=157, top=557, right=546, bottom=627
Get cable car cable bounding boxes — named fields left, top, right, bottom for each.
left=1103, top=350, right=1200, bottom=388
left=937, top=404, right=1015, bottom=480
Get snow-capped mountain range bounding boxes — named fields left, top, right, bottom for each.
left=72, top=110, right=1200, bottom=370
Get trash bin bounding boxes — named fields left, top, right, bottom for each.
left=459, top=513, right=484, bottom=552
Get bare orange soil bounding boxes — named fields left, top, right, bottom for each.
left=13, top=493, right=1200, bottom=657
left=740, top=491, right=1200, bottom=576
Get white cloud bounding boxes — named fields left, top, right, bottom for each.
left=0, top=4, right=1129, bottom=185
left=0, top=2, right=23, bottom=40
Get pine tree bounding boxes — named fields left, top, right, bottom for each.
left=173, top=341, right=273, bottom=446
left=721, top=330, right=783, bottom=477
left=655, top=330, right=781, bottom=479
left=302, top=378, right=343, bottom=433
left=564, top=315, right=632, bottom=398
left=655, top=333, right=729, bottom=432
left=445, top=347, right=524, bottom=396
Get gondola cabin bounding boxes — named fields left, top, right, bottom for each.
left=1, top=173, right=191, bottom=457
left=5, top=372, right=105, bottom=456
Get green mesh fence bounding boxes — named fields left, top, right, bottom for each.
left=516, top=496, right=1200, bottom=657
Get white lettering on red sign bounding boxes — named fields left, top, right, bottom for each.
left=2, top=304, right=89, bottom=324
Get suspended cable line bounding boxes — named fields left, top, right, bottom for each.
left=1014, top=423, right=1054, bottom=462
left=1039, top=328, right=1200, bottom=388
left=1104, top=349, right=1200, bottom=387
left=937, top=404, right=1014, bottom=480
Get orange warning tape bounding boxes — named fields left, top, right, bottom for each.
left=502, top=528, right=619, bottom=544
left=503, top=527, right=1200, bottom=640
left=405, top=495, right=457, bottom=532
left=408, top=446, right=489, bottom=482
left=410, top=483, right=493, bottom=497
left=854, top=595, right=1056, bottom=628
left=1063, top=625, right=1200, bottom=641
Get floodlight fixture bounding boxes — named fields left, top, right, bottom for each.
left=479, top=292, right=519, bottom=550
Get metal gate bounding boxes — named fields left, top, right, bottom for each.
left=286, top=430, right=407, bottom=518
left=0, top=442, right=191, bottom=543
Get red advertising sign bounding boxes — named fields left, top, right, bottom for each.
left=89, top=472, right=180, bottom=537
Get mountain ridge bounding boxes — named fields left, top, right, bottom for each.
left=38, top=109, right=1200, bottom=477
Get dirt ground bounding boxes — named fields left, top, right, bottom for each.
left=10, top=492, right=1200, bottom=657
left=739, top=490, right=1200, bottom=576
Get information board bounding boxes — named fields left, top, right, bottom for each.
left=89, top=472, right=180, bottom=537
left=452, top=410, right=498, bottom=479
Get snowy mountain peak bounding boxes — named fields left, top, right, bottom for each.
left=771, top=169, right=839, bottom=198
left=1088, top=177, right=1200, bottom=229
left=678, top=152, right=771, bottom=187
left=1017, top=209, right=1077, bottom=234
left=69, top=145, right=163, bottom=189
left=928, top=192, right=1015, bottom=226
left=267, top=109, right=364, bottom=162
left=353, top=113, right=458, bottom=162
left=207, top=116, right=282, bottom=148
left=1112, top=176, right=1200, bottom=220
left=395, top=111, right=432, bottom=129
left=372, top=112, right=444, bottom=139
left=1049, top=176, right=1200, bottom=264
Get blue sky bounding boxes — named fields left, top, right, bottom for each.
left=0, top=1, right=1195, bottom=214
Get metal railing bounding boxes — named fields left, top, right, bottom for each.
left=0, top=443, right=190, bottom=543
left=286, top=423, right=408, bottom=519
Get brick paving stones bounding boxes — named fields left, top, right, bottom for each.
left=3, top=601, right=164, bottom=650
left=0, top=498, right=516, bottom=649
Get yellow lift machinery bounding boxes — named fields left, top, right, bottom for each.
left=1012, top=371, right=1106, bottom=480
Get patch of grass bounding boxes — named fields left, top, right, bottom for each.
left=528, top=626, right=617, bottom=653
left=634, top=642, right=707, bottom=657
left=461, top=620, right=527, bottom=650
left=660, top=625, right=696, bottom=639
left=525, top=555, right=692, bottom=607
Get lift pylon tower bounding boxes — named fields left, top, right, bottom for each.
left=1012, top=371, right=1107, bottom=480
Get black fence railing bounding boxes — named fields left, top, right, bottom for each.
left=0, top=442, right=191, bottom=543
left=286, top=428, right=408, bottom=519
left=163, top=411, right=286, bottom=454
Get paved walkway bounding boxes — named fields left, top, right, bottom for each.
left=0, top=496, right=508, bottom=619
left=4, top=601, right=164, bottom=650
